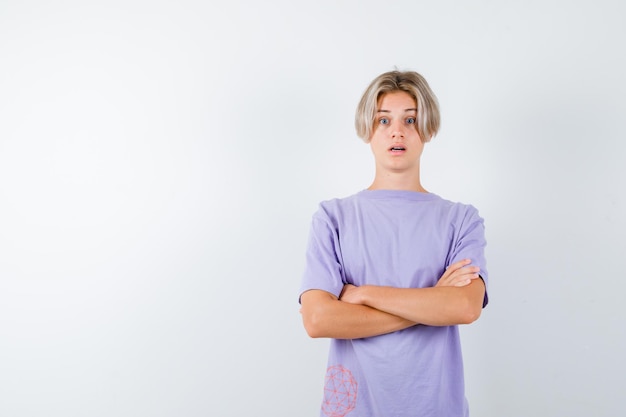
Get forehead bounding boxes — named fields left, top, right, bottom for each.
left=376, top=90, right=417, bottom=110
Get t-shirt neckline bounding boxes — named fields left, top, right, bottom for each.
left=357, top=189, right=440, bottom=201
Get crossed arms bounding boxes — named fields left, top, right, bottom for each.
left=300, top=259, right=486, bottom=339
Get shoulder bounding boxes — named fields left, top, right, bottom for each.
left=435, top=194, right=482, bottom=217
left=429, top=195, right=485, bottom=235
left=314, top=192, right=361, bottom=219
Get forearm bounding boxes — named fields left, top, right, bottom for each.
left=300, top=290, right=416, bottom=339
left=358, top=279, right=485, bottom=326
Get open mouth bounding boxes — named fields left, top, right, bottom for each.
left=389, top=146, right=406, bottom=151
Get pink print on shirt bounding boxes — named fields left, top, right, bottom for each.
left=322, top=365, right=358, bottom=417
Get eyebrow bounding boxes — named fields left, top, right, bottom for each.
left=376, top=108, right=418, bottom=113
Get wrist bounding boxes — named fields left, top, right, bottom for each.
left=359, top=285, right=371, bottom=306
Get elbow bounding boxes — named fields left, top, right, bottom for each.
left=304, top=325, right=324, bottom=339
left=302, top=309, right=327, bottom=338
left=460, top=307, right=482, bottom=325
left=456, top=280, right=485, bottom=325
left=459, top=300, right=482, bottom=325
left=300, top=291, right=336, bottom=338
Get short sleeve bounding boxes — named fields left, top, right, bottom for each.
left=448, top=205, right=489, bottom=308
left=299, top=209, right=345, bottom=303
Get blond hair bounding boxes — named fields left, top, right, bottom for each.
left=355, top=70, right=440, bottom=143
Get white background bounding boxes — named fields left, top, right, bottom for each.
left=1, top=1, right=625, bottom=416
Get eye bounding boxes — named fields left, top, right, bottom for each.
left=378, top=117, right=389, bottom=125
left=406, top=117, right=416, bottom=125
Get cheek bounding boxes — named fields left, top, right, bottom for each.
left=369, top=139, right=385, bottom=155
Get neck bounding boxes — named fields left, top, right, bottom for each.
left=368, top=170, right=427, bottom=193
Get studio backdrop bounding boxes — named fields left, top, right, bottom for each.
left=1, top=1, right=624, bottom=416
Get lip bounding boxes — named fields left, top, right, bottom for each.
left=388, top=144, right=407, bottom=154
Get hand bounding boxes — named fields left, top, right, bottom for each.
left=339, top=284, right=364, bottom=305
left=436, top=259, right=481, bottom=288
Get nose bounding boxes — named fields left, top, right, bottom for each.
left=390, top=120, right=406, bottom=139
left=391, top=130, right=404, bottom=139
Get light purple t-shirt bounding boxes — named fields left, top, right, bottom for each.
left=300, top=189, right=488, bottom=417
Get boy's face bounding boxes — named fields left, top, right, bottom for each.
left=369, top=91, right=424, bottom=175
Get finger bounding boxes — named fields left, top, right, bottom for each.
left=441, top=271, right=480, bottom=287
left=448, top=266, right=480, bottom=278
left=446, top=259, right=472, bottom=274
left=457, top=273, right=481, bottom=284
left=437, top=261, right=479, bottom=287
left=442, top=260, right=469, bottom=281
